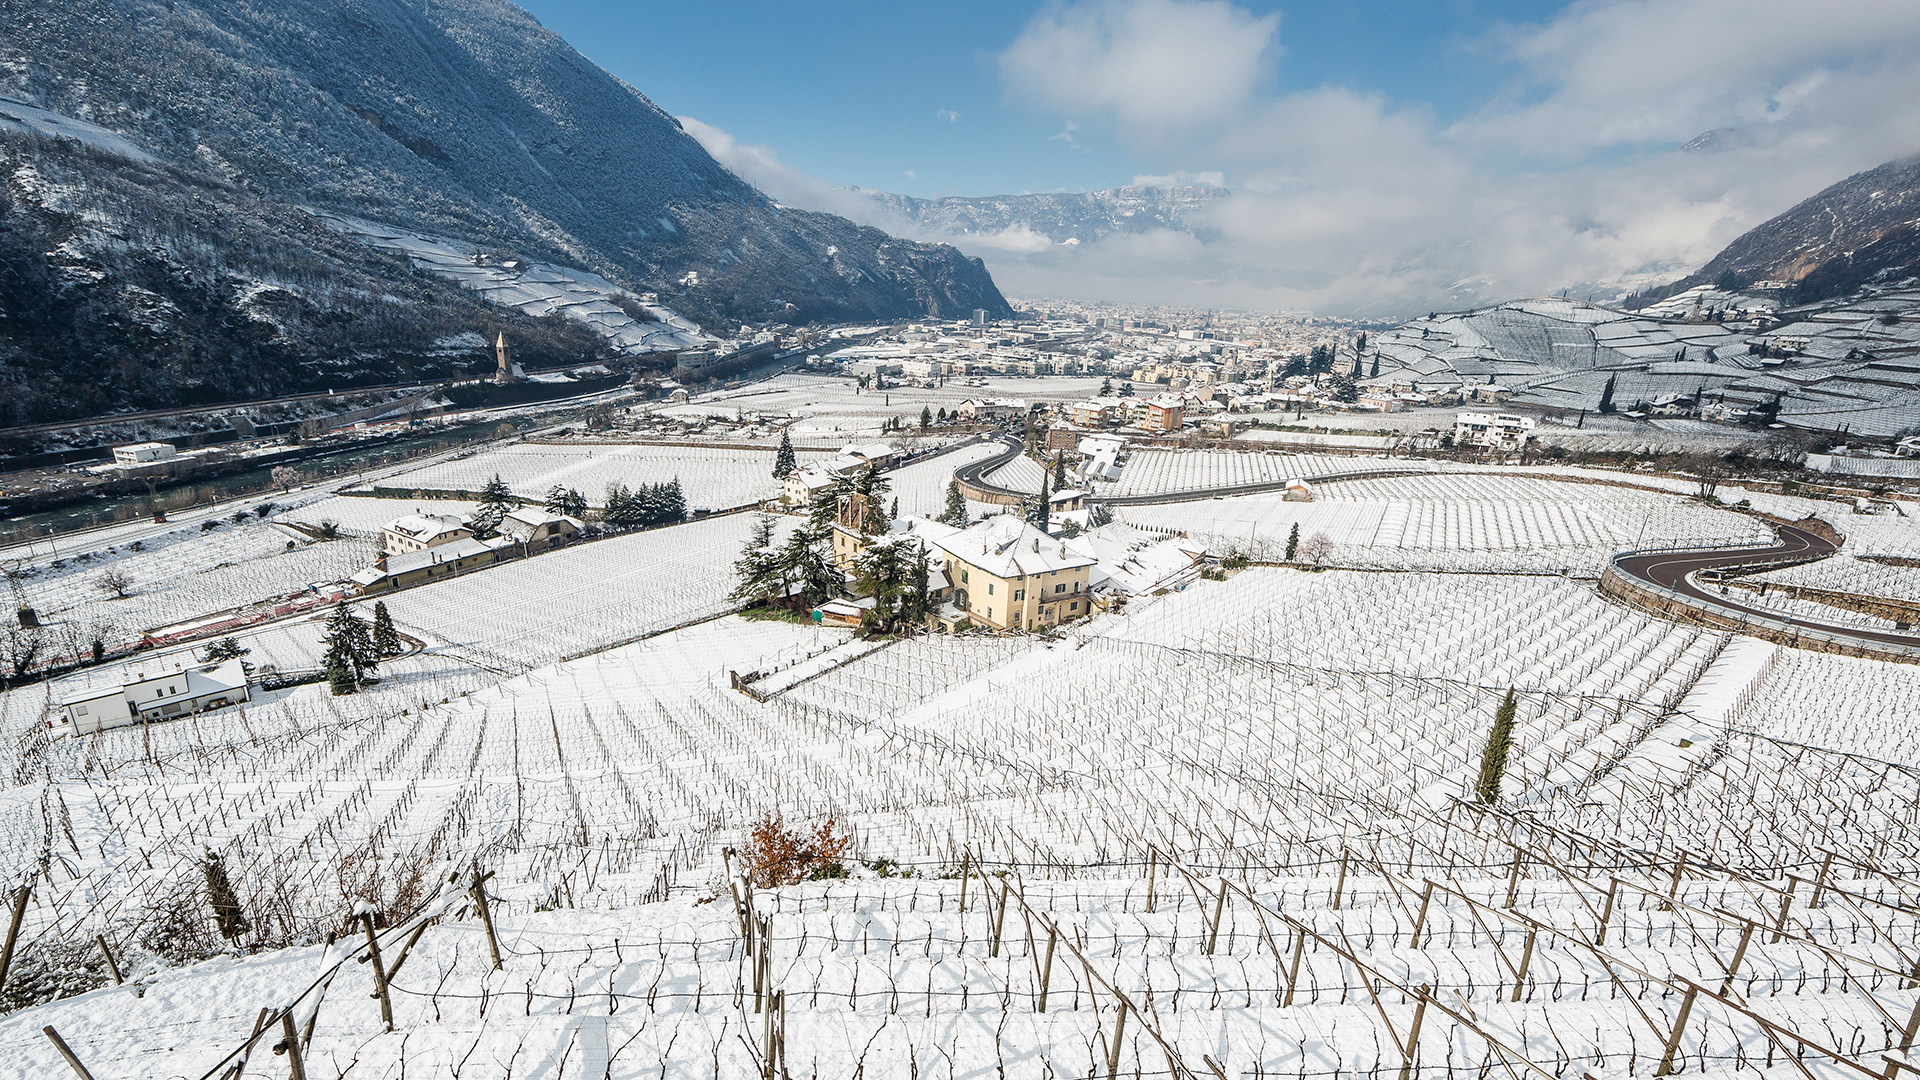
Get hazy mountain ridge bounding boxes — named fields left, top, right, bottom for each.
left=0, top=0, right=1008, bottom=423
left=1677, top=150, right=1920, bottom=302
left=859, top=184, right=1230, bottom=246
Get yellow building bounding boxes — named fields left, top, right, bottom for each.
left=929, top=516, right=1095, bottom=632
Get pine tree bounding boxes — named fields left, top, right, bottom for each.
left=939, top=480, right=969, bottom=527
left=778, top=527, right=842, bottom=605
left=854, top=538, right=910, bottom=632
left=773, top=429, right=797, bottom=479
left=371, top=601, right=401, bottom=657
left=730, top=514, right=784, bottom=604
left=1099, top=377, right=1113, bottom=396
left=1598, top=374, right=1618, bottom=414
left=1053, top=451, right=1067, bottom=487
left=544, top=485, right=586, bottom=518
left=472, top=474, right=518, bottom=538
left=1286, top=522, right=1301, bottom=562
left=323, top=601, right=376, bottom=691
left=1475, top=689, right=1518, bottom=804
left=920, top=406, right=932, bottom=430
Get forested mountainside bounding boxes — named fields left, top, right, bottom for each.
left=0, top=0, right=1008, bottom=422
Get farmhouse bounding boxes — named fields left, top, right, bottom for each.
left=351, top=536, right=511, bottom=593
left=498, top=507, right=582, bottom=550
left=382, top=513, right=473, bottom=555
left=59, top=658, right=252, bottom=735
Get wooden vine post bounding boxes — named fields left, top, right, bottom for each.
left=469, top=860, right=502, bottom=971
left=0, top=882, right=31, bottom=997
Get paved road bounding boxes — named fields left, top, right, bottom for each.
left=1612, top=524, right=1920, bottom=649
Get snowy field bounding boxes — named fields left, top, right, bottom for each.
left=376, top=442, right=790, bottom=509
left=7, top=452, right=1920, bottom=1077
left=1119, top=473, right=1772, bottom=572
left=667, top=372, right=1107, bottom=440
left=1100, top=448, right=1384, bottom=498
left=376, top=512, right=795, bottom=672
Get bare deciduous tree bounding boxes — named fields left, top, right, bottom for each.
left=95, top=567, right=134, bottom=598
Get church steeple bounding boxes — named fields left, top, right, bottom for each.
left=493, top=331, right=514, bottom=384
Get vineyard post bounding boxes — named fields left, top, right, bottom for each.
left=1037, top=925, right=1057, bottom=1012
left=990, top=878, right=1010, bottom=959
left=231, top=1006, right=270, bottom=1080
left=1719, top=921, right=1756, bottom=995
left=1510, top=925, right=1538, bottom=1002
left=1283, top=930, right=1306, bottom=1006
left=93, top=934, right=122, bottom=985
left=1597, top=878, right=1620, bottom=945
left=1146, top=847, right=1158, bottom=913
left=1663, top=850, right=1690, bottom=909
left=1411, top=881, right=1435, bottom=948
left=1771, top=878, right=1797, bottom=943
left=1206, top=878, right=1227, bottom=956
left=1653, top=985, right=1700, bottom=1077
left=0, top=882, right=31, bottom=996
left=958, top=849, right=971, bottom=913
left=1332, top=848, right=1350, bottom=910
left=41, top=1026, right=96, bottom=1080
left=1810, top=851, right=1835, bottom=909
left=1898, top=992, right=1920, bottom=1053
left=1106, top=993, right=1129, bottom=1079
left=1396, top=985, right=1433, bottom=1080
left=469, top=861, right=502, bottom=971
left=359, top=912, right=394, bottom=1031
left=276, top=1010, right=309, bottom=1080
left=1504, top=850, right=1524, bottom=908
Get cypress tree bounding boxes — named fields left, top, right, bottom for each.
left=1285, top=522, right=1301, bottom=562
left=1475, top=689, right=1518, bottom=804
left=1369, top=354, right=1380, bottom=379
left=371, top=601, right=401, bottom=657
left=1053, top=451, right=1067, bottom=487
left=1034, top=468, right=1051, bottom=531
left=920, top=406, right=932, bottom=430
left=1598, top=374, right=1618, bottom=414
left=203, top=848, right=250, bottom=939
left=773, top=429, right=797, bottom=479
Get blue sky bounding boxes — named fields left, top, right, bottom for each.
left=520, top=0, right=1920, bottom=314
left=520, top=0, right=1570, bottom=198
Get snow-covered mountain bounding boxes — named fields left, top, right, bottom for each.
left=1672, top=150, right=1920, bottom=303
left=0, top=0, right=1009, bottom=422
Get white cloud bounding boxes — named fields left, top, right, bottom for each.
left=1130, top=170, right=1224, bottom=187
left=937, top=108, right=961, bottom=124
left=999, top=0, right=1276, bottom=145
left=972, top=0, right=1920, bottom=315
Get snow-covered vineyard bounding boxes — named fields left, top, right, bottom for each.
left=1, top=436, right=1918, bottom=1078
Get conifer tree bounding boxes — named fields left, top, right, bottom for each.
left=371, top=601, right=400, bottom=657
left=1099, top=377, right=1113, bottom=396
left=1033, top=468, right=1051, bottom=531
left=1286, top=522, right=1301, bottom=562
left=730, top=514, right=784, bottom=604
left=1475, top=689, right=1518, bottom=804
left=1598, top=374, right=1618, bottom=414
left=472, top=474, right=518, bottom=538
left=773, top=429, right=797, bottom=478
left=544, top=485, right=587, bottom=518
left=1369, top=354, right=1380, bottom=379
left=920, top=406, right=932, bottom=430
left=323, top=601, right=377, bottom=691
left=1053, top=451, right=1067, bottom=487
left=778, top=526, right=842, bottom=605
left=939, top=480, right=969, bottom=527
left=203, top=848, right=250, bottom=939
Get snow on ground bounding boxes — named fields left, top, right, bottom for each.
left=9, top=452, right=1920, bottom=1076
left=376, top=442, right=786, bottom=510
left=671, top=372, right=1105, bottom=440
left=1119, top=473, right=1771, bottom=572
left=377, top=512, right=793, bottom=671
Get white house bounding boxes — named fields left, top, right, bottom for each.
left=59, top=658, right=252, bottom=735
left=498, top=507, right=583, bottom=549
left=382, top=513, right=473, bottom=555
left=1453, top=412, right=1536, bottom=451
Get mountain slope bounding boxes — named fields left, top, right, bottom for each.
left=1679, top=150, right=1920, bottom=302
left=0, top=0, right=1008, bottom=357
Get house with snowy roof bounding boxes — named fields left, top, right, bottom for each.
left=58, top=657, right=252, bottom=735
left=381, top=513, right=472, bottom=556
left=924, top=515, right=1095, bottom=632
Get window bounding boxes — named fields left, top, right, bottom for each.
left=1014, top=589, right=1025, bottom=601
left=1070, top=601, right=1079, bottom=611
left=75, top=705, right=88, bottom=716
left=1054, top=583, right=1066, bottom=594
left=960, top=569, right=969, bottom=584
left=987, top=583, right=994, bottom=596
